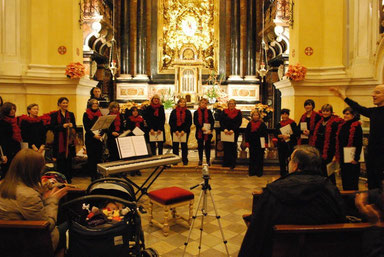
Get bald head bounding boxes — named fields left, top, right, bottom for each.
left=373, top=85, right=384, bottom=107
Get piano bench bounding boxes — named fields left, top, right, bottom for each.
left=148, top=187, right=194, bottom=236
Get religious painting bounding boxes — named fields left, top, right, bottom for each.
left=157, top=0, right=219, bottom=74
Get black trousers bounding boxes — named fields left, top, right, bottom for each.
left=107, top=137, right=119, bottom=161
left=57, top=155, right=73, bottom=182
left=85, top=139, right=103, bottom=180
left=172, top=134, right=189, bottom=163
left=340, top=162, right=360, bottom=190
left=150, top=142, right=163, bottom=156
left=223, top=135, right=238, bottom=167
left=366, top=153, right=384, bottom=189
left=197, top=139, right=211, bottom=162
left=277, top=143, right=293, bottom=177
left=249, top=145, right=264, bottom=176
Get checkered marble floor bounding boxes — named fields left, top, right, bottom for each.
left=71, top=150, right=367, bottom=257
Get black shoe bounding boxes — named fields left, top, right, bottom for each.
left=183, top=161, right=188, bottom=166
left=230, top=165, right=235, bottom=170
left=207, top=161, right=211, bottom=166
left=198, top=160, right=202, bottom=166
left=130, top=171, right=136, bottom=177
left=136, top=170, right=142, bottom=176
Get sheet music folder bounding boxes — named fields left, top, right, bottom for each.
left=91, top=115, right=116, bottom=131
left=115, top=135, right=150, bottom=160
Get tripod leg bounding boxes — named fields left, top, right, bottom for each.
left=197, top=189, right=208, bottom=256
left=207, top=189, right=230, bottom=257
left=183, top=189, right=204, bottom=257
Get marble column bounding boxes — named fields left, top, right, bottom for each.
left=228, top=0, right=242, bottom=81
left=119, top=0, right=131, bottom=79
left=245, top=0, right=257, bottom=81
left=134, top=0, right=148, bottom=80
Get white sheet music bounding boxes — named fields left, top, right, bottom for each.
left=91, top=115, right=117, bottom=131
left=149, top=131, right=163, bottom=142
left=203, top=123, right=211, bottom=134
left=343, top=147, right=365, bottom=163
left=220, top=131, right=235, bottom=142
left=131, top=136, right=148, bottom=156
left=300, top=122, right=309, bottom=139
left=260, top=137, right=266, bottom=148
left=172, top=132, right=187, bottom=143
left=326, top=161, right=340, bottom=176
left=280, top=124, right=293, bottom=142
left=133, top=127, right=145, bottom=136
left=116, top=137, right=136, bottom=159
left=119, top=130, right=131, bottom=138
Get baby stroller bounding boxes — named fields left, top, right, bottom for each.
left=61, top=178, right=158, bottom=257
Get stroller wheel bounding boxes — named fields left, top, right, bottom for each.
left=141, top=248, right=159, bottom=257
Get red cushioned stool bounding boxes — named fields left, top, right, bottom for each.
left=148, top=186, right=194, bottom=236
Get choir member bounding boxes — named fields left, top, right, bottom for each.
left=220, top=99, right=242, bottom=169
left=88, top=87, right=105, bottom=102
left=330, top=86, right=384, bottom=189
left=310, top=104, right=342, bottom=184
left=335, top=107, right=363, bottom=190
left=19, top=104, right=46, bottom=153
left=297, top=99, right=322, bottom=145
left=169, top=98, right=192, bottom=165
left=0, top=96, right=3, bottom=107
left=0, top=102, right=21, bottom=177
left=83, top=99, right=103, bottom=181
left=274, top=109, right=299, bottom=177
left=194, top=98, right=214, bottom=166
left=245, top=109, right=268, bottom=176
left=106, top=102, right=123, bottom=161
left=144, top=95, right=165, bottom=155
left=126, top=106, right=146, bottom=176
left=50, top=97, right=76, bottom=183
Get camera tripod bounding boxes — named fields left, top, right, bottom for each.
left=182, top=172, right=230, bottom=257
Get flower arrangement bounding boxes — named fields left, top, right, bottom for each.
left=65, top=62, right=85, bottom=79
left=255, top=103, right=274, bottom=120
left=204, top=72, right=228, bottom=103
left=285, top=63, right=307, bottom=81
left=160, top=88, right=175, bottom=110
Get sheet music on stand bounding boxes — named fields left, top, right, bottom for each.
left=115, top=135, right=148, bottom=159
left=90, top=115, right=116, bottom=131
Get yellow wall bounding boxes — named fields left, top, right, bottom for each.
left=30, top=0, right=82, bottom=65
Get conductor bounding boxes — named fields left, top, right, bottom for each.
left=330, top=86, right=384, bottom=189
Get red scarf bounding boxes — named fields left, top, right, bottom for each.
left=2, top=116, right=22, bottom=142
left=298, top=111, right=320, bottom=145
left=109, top=112, right=121, bottom=132
left=335, top=120, right=361, bottom=162
left=224, top=108, right=239, bottom=119
left=250, top=120, right=262, bottom=132
left=86, top=108, right=102, bottom=120
left=56, top=111, right=69, bottom=154
left=197, top=107, right=209, bottom=141
left=151, top=103, right=161, bottom=117
left=310, top=115, right=342, bottom=160
left=176, top=107, right=186, bottom=127
left=18, top=114, right=41, bottom=126
left=129, top=115, right=144, bottom=128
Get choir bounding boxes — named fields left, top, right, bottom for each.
left=0, top=94, right=368, bottom=188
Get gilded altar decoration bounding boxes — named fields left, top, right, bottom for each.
left=65, top=62, right=85, bottom=79
left=158, top=0, right=219, bottom=73
left=285, top=63, right=307, bottom=81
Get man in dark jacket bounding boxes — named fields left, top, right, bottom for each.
left=239, top=145, right=346, bottom=257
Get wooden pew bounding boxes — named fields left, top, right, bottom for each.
left=0, top=220, right=54, bottom=257
left=272, top=223, right=377, bottom=257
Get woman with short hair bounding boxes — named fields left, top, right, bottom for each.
left=144, top=95, right=165, bottom=155
left=310, top=104, right=343, bottom=184
left=335, top=107, right=363, bottom=190
left=169, top=98, right=192, bottom=165
left=0, top=148, right=68, bottom=253
left=220, top=99, right=242, bottom=169
left=298, top=99, right=322, bottom=145
left=19, top=103, right=47, bottom=153
left=50, top=97, right=76, bottom=183
left=106, top=102, right=124, bottom=161
left=83, top=99, right=103, bottom=181
left=194, top=98, right=214, bottom=166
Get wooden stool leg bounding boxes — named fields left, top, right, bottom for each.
left=171, top=207, right=177, bottom=218
left=148, top=200, right=153, bottom=225
left=163, top=206, right=170, bottom=236
left=188, top=200, right=194, bottom=225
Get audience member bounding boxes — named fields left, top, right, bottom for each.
left=239, top=145, right=346, bottom=257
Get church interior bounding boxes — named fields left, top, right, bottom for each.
left=1, top=0, right=384, bottom=256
